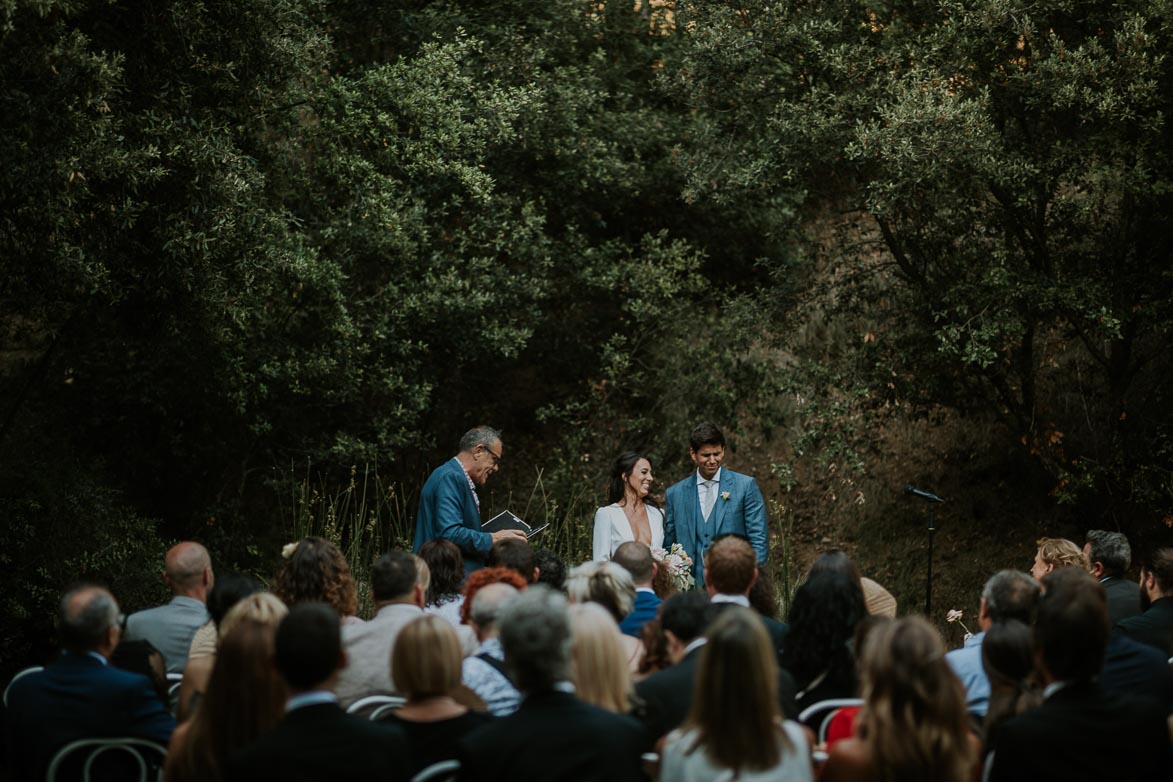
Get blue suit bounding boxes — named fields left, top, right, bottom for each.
left=619, top=589, right=662, bottom=638
left=664, top=468, right=767, bottom=588
left=4, top=652, right=175, bottom=782
left=413, top=457, right=492, bottom=574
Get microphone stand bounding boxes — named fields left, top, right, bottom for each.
left=905, top=485, right=944, bottom=615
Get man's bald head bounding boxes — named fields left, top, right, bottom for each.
left=165, top=542, right=214, bottom=599
left=469, top=582, right=519, bottom=640
left=613, top=541, right=655, bottom=587
left=60, top=585, right=120, bottom=655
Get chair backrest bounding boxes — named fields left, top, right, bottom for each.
left=369, top=699, right=407, bottom=721
left=411, top=759, right=460, bottom=782
left=346, top=694, right=406, bottom=718
left=165, top=672, right=183, bottom=715
left=797, top=697, right=865, bottom=744
left=46, top=737, right=167, bottom=782
left=3, top=666, right=43, bottom=707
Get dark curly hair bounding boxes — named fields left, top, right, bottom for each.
left=273, top=537, right=358, bottom=618
left=418, top=539, right=465, bottom=605
left=781, top=570, right=866, bottom=692
left=606, top=452, right=660, bottom=508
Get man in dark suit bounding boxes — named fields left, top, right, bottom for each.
left=1084, top=529, right=1142, bottom=626
left=613, top=541, right=661, bottom=637
left=705, top=534, right=789, bottom=655
left=634, top=591, right=712, bottom=740
left=458, top=586, right=648, bottom=781
left=1116, top=547, right=1173, bottom=657
left=664, top=423, right=768, bottom=587
left=5, top=585, right=175, bottom=782
left=413, top=426, right=525, bottom=575
left=229, top=603, right=409, bottom=782
left=989, top=569, right=1170, bottom=781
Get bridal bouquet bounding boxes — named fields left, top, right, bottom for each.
left=652, top=543, right=696, bottom=592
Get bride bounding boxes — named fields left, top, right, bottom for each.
left=592, top=452, right=664, bottom=561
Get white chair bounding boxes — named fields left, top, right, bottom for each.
left=46, top=737, right=167, bottom=782
left=3, top=665, right=43, bottom=707
left=797, top=697, right=865, bottom=744
left=369, top=700, right=407, bottom=720
left=411, top=759, right=460, bottom=782
left=346, top=694, right=406, bottom=718
left=165, top=672, right=183, bottom=714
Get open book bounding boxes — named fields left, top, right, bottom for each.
left=481, top=510, right=550, bottom=539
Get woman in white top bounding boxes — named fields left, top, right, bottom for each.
left=592, top=451, right=664, bottom=561
left=660, top=607, right=814, bottom=782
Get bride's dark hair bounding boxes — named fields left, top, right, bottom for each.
left=607, top=451, right=659, bottom=508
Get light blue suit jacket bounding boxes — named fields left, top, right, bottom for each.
left=413, top=457, right=492, bottom=574
left=663, top=468, right=768, bottom=587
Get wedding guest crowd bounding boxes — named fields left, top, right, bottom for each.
left=5, top=435, right=1173, bottom=782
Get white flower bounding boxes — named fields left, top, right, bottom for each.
left=281, top=542, right=299, bottom=560
left=946, top=609, right=964, bottom=623
left=721, top=491, right=730, bottom=501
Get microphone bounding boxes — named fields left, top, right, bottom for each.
left=905, top=484, right=944, bottom=503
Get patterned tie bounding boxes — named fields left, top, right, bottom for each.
left=702, top=479, right=716, bottom=521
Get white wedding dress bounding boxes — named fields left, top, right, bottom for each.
left=592, top=503, right=665, bottom=561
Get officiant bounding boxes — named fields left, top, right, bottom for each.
left=413, top=426, right=527, bottom=575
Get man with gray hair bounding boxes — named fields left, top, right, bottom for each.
left=5, top=586, right=175, bottom=782
left=457, top=586, right=649, bottom=780
left=413, top=426, right=526, bottom=575
left=1084, top=529, right=1141, bottom=625
left=123, top=541, right=214, bottom=672
left=461, top=582, right=521, bottom=715
left=946, top=570, right=1041, bottom=717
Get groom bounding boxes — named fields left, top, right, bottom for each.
left=664, top=423, right=768, bottom=588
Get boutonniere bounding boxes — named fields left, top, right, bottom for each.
left=721, top=491, right=730, bottom=501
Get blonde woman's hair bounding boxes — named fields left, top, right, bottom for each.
left=568, top=603, right=632, bottom=714
left=391, top=614, right=462, bottom=698
left=219, top=593, right=288, bottom=641
left=1035, top=537, right=1088, bottom=572
left=856, top=616, right=975, bottom=782
left=566, top=560, right=635, bottom=623
left=684, top=607, right=790, bottom=772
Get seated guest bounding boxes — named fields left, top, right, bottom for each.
left=228, top=603, right=409, bottom=782
left=661, top=607, right=813, bottom=782
left=945, top=569, right=1040, bottom=717
left=124, top=541, right=214, bottom=672
left=822, top=617, right=979, bottom=782
left=456, top=586, right=648, bottom=781
left=980, top=619, right=1040, bottom=748
left=637, top=617, right=671, bottom=678
left=635, top=591, right=712, bottom=740
left=1084, top=529, right=1142, bottom=625
left=781, top=570, right=865, bottom=712
left=1101, top=632, right=1173, bottom=714
left=748, top=564, right=781, bottom=619
left=487, top=537, right=539, bottom=584
left=462, top=583, right=522, bottom=716
left=1029, top=536, right=1087, bottom=581
left=569, top=603, right=634, bottom=713
left=1116, top=547, right=1173, bottom=655
left=534, top=547, right=567, bottom=592
left=612, top=541, right=661, bottom=638
left=335, top=550, right=426, bottom=708
left=166, top=615, right=288, bottom=782
left=378, top=615, right=493, bottom=777
left=705, top=535, right=788, bottom=655
left=459, top=566, right=528, bottom=624
left=5, top=586, right=175, bottom=782
left=988, top=569, right=1170, bottom=781
left=566, top=560, right=644, bottom=671
left=420, top=540, right=477, bottom=656
left=807, top=549, right=896, bottom=618
left=177, top=573, right=263, bottom=721
left=273, top=537, right=360, bottom=624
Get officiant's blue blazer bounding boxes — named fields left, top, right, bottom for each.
left=413, top=457, right=493, bottom=574
left=664, top=468, right=768, bottom=588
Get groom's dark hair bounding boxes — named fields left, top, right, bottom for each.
left=689, top=422, right=726, bottom=451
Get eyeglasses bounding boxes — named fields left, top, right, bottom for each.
left=482, top=446, right=502, bottom=466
